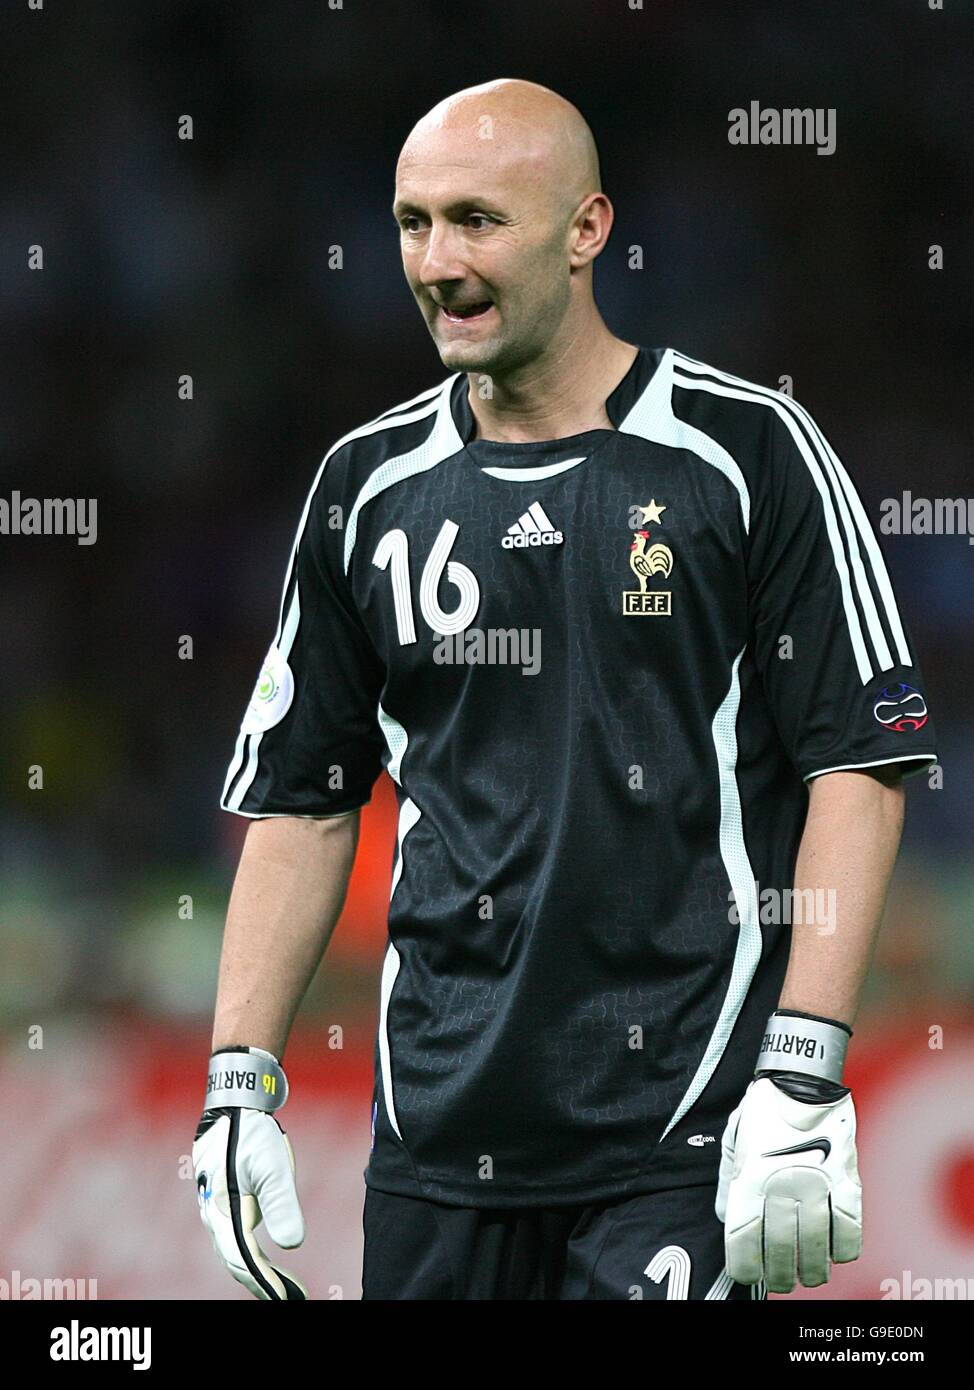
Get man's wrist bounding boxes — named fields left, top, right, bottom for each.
left=756, top=1070, right=851, bottom=1103
left=754, top=1009, right=852, bottom=1086
left=773, top=1007, right=853, bottom=1035
left=204, top=1044, right=289, bottom=1112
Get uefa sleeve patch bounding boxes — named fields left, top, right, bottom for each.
left=240, top=642, right=295, bottom=734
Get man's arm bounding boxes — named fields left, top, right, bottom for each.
left=212, top=811, right=361, bottom=1059
left=717, top=769, right=905, bottom=1291
left=777, top=769, right=906, bottom=1029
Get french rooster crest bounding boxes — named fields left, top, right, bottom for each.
left=629, top=530, right=673, bottom=593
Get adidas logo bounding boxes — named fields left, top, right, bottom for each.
left=502, top=502, right=564, bottom=549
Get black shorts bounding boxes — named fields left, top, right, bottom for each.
left=362, top=1183, right=767, bottom=1301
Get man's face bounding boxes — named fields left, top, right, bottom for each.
left=394, top=136, right=574, bottom=376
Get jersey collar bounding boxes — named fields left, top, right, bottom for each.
left=448, top=345, right=665, bottom=447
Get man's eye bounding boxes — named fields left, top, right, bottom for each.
left=401, top=216, right=423, bottom=233
left=466, top=214, right=492, bottom=230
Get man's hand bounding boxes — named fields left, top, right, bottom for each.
left=194, top=1045, right=308, bottom=1299
left=715, top=1076, right=862, bottom=1293
left=194, top=1107, right=308, bottom=1299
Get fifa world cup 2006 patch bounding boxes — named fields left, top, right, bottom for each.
left=241, top=642, right=295, bottom=733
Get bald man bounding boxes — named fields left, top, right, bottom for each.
left=198, top=80, right=938, bottom=1300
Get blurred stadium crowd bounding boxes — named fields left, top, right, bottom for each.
left=0, top=1, right=970, bottom=1297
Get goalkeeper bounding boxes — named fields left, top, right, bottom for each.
left=194, top=78, right=938, bottom=1300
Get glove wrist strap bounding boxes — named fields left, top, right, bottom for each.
left=205, top=1045, right=288, bottom=1112
left=755, top=1010, right=850, bottom=1085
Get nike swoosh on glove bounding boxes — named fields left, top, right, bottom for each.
left=194, top=1107, right=308, bottom=1300
left=715, top=1076, right=862, bottom=1293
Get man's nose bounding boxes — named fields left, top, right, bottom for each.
left=417, top=223, right=466, bottom=289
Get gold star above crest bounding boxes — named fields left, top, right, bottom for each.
left=638, top=499, right=666, bottom=526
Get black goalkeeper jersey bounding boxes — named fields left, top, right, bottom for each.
left=220, top=345, right=938, bottom=1207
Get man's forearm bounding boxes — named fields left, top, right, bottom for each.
left=776, top=769, right=906, bottom=1030
left=211, top=812, right=360, bottom=1060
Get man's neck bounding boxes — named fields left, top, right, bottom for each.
left=466, top=330, right=639, bottom=444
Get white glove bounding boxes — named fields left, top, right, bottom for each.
left=715, top=1076, right=862, bottom=1293
left=194, top=1107, right=308, bottom=1300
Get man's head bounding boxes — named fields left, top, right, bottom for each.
left=394, top=79, right=611, bottom=377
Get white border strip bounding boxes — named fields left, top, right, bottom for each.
left=482, top=455, right=587, bottom=482
left=674, top=352, right=911, bottom=677
left=618, top=347, right=752, bottom=533
left=375, top=702, right=421, bottom=1143
left=343, top=378, right=464, bottom=574
left=660, top=649, right=762, bottom=1141
left=222, top=376, right=457, bottom=812
left=804, top=752, right=937, bottom=782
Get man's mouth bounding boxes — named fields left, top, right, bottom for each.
left=438, top=300, right=494, bottom=324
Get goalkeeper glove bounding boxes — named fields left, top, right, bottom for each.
left=193, top=1044, right=308, bottom=1300
left=716, top=1010, right=862, bottom=1294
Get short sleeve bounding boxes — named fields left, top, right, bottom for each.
left=746, top=404, right=939, bottom=783
left=220, top=456, right=386, bottom=817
